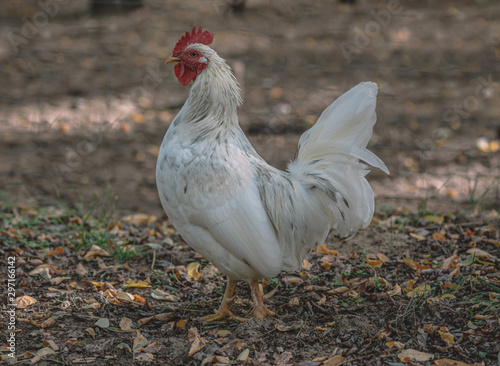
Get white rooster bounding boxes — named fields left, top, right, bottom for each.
left=157, top=26, right=389, bottom=321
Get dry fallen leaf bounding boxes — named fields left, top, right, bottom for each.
left=138, top=316, right=154, bottom=326
left=213, top=355, right=230, bottom=364
left=347, top=289, right=359, bottom=299
left=316, top=243, right=339, bottom=255
left=186, top=262, right=201, bottom=281
left=133, top=294, right=146, bottom=304
left=404, top=257, right=430, bottom=271
left=133, top=331, right=148, bottom=351
left=282, top=276, right=303, bottom=286
left=49, top=277, right=69, bottom=286
left=398, top=349, right=434, bottom=362
left=144, top=242, right=163, bottom=251
left=403, top=257, right=418, bottom=270
left=39, top=317, right=55, bottom=329
left=201, top=282, right=217, bottom=301
left=302, top=258, right=313, bottom=271
left=366, top=254, right=383, bottom=268
left=410, top=233, right=426, bottom=241
left=377, top=253, right=390, bottom=263
left=69, top=216, right=83, bottom=226
left=43, top=340, right=59, bottom=351
left=438, top=329, right=454, bottom=346
left=176, top=319, right=186, bottom=329
left=35, top=347, right=55, bottom=358
left=29, top=265, right=52, bottom=279
left=423, top=215, right=444, bottom=223
left=47, top=247, right=65, bottom=256
left=121, top=213, right=157, bottom=226
left=15, top=295, right=37, bottom=309
left=405, top=279, right=415, bottom=291
left=434, top=359, right=472, bottom=366
left=406, top=284, right=432, bottom=298
left=83, top=244, right=110, bottom=260
left=318, top=295, right=326, bottom=306
left=123, top=280, right=151, bottom=288
left=275, top=352, right=293, bottom=366
left=89, top=281, right=105, bottom=287
left=75, top=263, right=88, bottom=276
left=386, top=341, right=405, bottom=349
left=134, top=353, right=154, bottom=362
left=377, top=329, right=392, bottom=340
left=423, top=323, right=439, bottom=334
left=151, top=289, right=179, bottom=302
left=117, top=343, right=131, bottom=352
left=388, top=283, right=402, bottom=297
left=69, top=281, right=86, bottom=290
left=95, top=318, right=110, bottom=329
left=217, top=330, right=231, bottom=337
left=187, top=327, right=206, bottom=357
left=432, top=232, right=447, bottom=242
left=116, top=292, right=135, bottom=301
left=119, top=317, right=133, bottom=332
left=323, top=355, right=343, bottom=365
left=276, top=320, right=304, bottom=332
left=441, top=254, right=459, bottom=270
left=467, top=247, right=497, bottom=261
left=237, top=349, right=250, bottom=361
left=154, top=313, right=171, bottom=322
left=328, top=286, right=349, bottom=295
left=320, top=254, right=338, bottom=270
left=312, top=357, right=327, bottom=362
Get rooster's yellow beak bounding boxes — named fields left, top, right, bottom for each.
left=165, top=56, right=181, bottom=64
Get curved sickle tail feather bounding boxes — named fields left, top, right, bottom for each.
left=290, top=81, right=388, bottom=233
left=279, top=82, right=389, bottom=266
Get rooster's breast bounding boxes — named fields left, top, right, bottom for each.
left=156, top=132, right=284, bottom=281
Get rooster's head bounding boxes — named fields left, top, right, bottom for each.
left=166, top=26, right=215, bottom=86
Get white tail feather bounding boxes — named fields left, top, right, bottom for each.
left=288, top=82, right=388, bottom=237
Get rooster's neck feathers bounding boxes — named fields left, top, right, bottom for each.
left=182, top=45, right=242, bottom=130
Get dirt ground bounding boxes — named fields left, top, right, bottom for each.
left=1, top=204, right=499, bottom=365
left=1, top=0, right=499, bottom=215
left=1, top=0, right=500, bottom=365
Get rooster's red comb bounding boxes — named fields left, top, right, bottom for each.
left=173, top=26, right=214, bottom=56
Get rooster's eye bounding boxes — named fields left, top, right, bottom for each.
left=190, top=51, right=197, bottom=57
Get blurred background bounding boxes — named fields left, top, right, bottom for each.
left=0, top=0, right=499, bottom=217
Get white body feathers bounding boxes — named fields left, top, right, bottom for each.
left=156, top=44, right=388, bottom=282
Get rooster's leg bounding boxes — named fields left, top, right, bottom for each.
left=203, top=279, right=247, bottom=322
left=249, top=280, right=275, bottom=319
